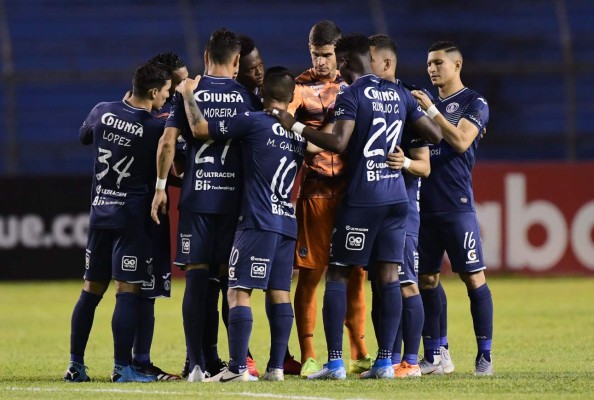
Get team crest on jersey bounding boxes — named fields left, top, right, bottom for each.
left=446, top=103, right=459, bottom=113
left=299, top=247, right=308, bottom=257
left=121, top=256, right=137, bottom=271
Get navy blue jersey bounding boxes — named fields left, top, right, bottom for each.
left=420, top=87, right=489, bottom=213
left=210, top=111, right=306, bottom=239
left=334, top=74, right=425, bottom=207
left=400, top=81, right=431, bottom=235
left=165, top=76, right=262, bottom=214
left=80, top=100, right=164, bottom=229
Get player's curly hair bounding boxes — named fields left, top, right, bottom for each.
left=132, top=62, right=172, bottom=98
left=309, top=20, right=341, bottom=46
left=263, top=66, right=295, bottom=103
left=239, top=35, right=256, bottom=57
left=207, top=28, right=241, bottom=64
left=334, top=34, right=370, bottom=57
left=146, top=52, right=186, bottom=71
left=369, top=34, right=397, bottom=57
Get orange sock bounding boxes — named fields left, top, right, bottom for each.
left=345, top=267, right=368, bottom=360
left=294, top=267, right=325, bottom=363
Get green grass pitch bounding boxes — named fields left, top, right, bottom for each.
left=1, top=275, right=593, bottom=399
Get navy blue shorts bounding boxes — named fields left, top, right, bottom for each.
left=84, top=227, right=153, bottom=284
left=174, top=211, right=237, bottom=269
left=141, top=215, right=172, bottom=298
left=228, top=229, right=295, bottom=291
left=418, top=211, right=486, bottom=274
left=330, top=202, right=407, bottom=268
left=399, top=234, right=419, bottom=284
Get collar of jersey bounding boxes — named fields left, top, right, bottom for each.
left=121, top=100, right=150, bottom=112
left=438, top=87, right=468, bottom=101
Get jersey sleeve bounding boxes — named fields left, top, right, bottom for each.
left=287, top=84, right=303, bottom=117
left=79, top=103, right=100, bottom=145
left=164, top=92, right=188, bottom=130
left=462, top=96, right=489, bottom=132
left=333, top=87, right=357, bottom=121
left=209, top=111, right=254, bottom=140
left=403, top=88, right=425, bottom=124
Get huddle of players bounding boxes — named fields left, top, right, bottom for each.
left=64, top=19, right=493, bottom=383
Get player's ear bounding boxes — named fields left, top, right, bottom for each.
left=455, top=59, right=462, bottom=71
left=231, top=53, right=240, bottom=70
left=148, top=88, right=158, bottom=100
left=203, top=50, right=209, bottom=71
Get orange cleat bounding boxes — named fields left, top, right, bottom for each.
left=394, top=361, right=421, bottom=378
left=246, top=356, right=260, bottom=378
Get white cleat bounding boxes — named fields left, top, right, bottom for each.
left=419, top=358, right=444, bottom=375
left=474, top=354, right=493, bottom=376
left=261, top=368, right=284, bottom=381
left=187, top=365, right=205, bottom=382
left=440, top=346, right=455, bottom=374
left=203, top=367, right=255, bottom=382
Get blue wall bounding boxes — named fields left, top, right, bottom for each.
left=1, top=0, right=593, bottom=174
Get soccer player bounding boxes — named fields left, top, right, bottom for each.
left=288, top=20, right=372, bottom=377
left=131, top=52, right=188, bottom=381
left=237, top=35, right=264, bottom=96
left=412, top=41, right=493, bottom=376
left=176, top=67, right=305, bottom=382
left=150, top=28, right=262, bottom=382
left=64, top=62, right=171, bottom=383
left=270, top=34, right=441, bottom=380
left=368, top=34, right=440, bottom=378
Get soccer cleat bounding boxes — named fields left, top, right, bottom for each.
left=283, top=354, right=302, bottom=375
left=359, top=358, right=394, bottom=379
left=394, top=361, right=421, bottom=378
left=307, top=359, right=346, bottom=380
left=474, top=354, right=493, bottom=376
left=246, top=356, right=260, bottom=378
left=180, top=357, right=190, bottom=379
left=63, top=361, right=90, bottom=382
left=187, top=365, right=206, bottom=382
left=262, top=367, right=284, bottom=381
left=111, top=364, right=157, bottom=383
left=440, top=346, right=455, bottom=374
left=203, top=367, right=254, bottom=382
left=132, top=360, right=181, bottom=381
left=348, top=354, right=374, bottom=374
left=392, top=363, right=401, bottom=374
left=206, top=358, right=228, bottom=377
left=300, top=357, right=321, bottom=377
left=419, top=358, right=444, bottom=375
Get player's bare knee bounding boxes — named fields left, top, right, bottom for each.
left=83, top=280, right=109, bottom=296
left=185, top=263, right=209, bottom=272
left=266, top=289, right=290, bottom=305
left=228, top=287, right=251, bottom=308
left=400, top=282, right=420, bottom=297
left=375, top=262, right=399, bottom=286
left=459, top=270, right=486, bottom=290
left=326, top=264, right=351, bottom=284
left=419, top=273, right=439, bottom=289
left=114, top=280, right=141, bottom=294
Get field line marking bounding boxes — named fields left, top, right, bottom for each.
left=4, top=386, right=337, bottom=400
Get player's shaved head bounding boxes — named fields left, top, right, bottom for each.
left=369, top=34, right=397, bottom=59
left=133, top=62, right=172, bottom=99
left=207, top=28, right=241, bottom=65
left=309, top=20, right=341, bottom=46
left=263, top=66, right=295, bottom=104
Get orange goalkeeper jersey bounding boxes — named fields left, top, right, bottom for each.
left=288, top=69, right=349, bottom=199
